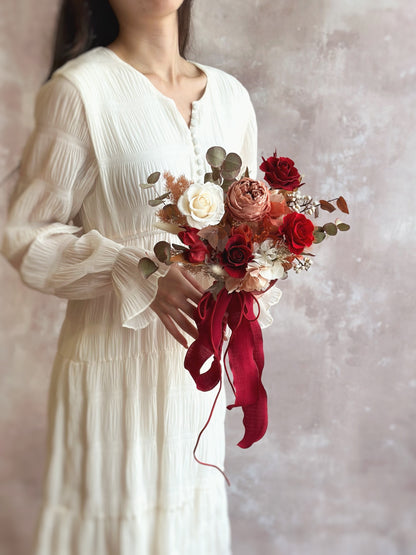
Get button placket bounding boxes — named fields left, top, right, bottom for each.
left=189, top=105, right=205, bottom=181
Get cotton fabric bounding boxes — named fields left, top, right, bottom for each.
left=1, top=46, right=281, bottom=555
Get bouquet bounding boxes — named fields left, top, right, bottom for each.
left=138, top=147, right=350, bottom=482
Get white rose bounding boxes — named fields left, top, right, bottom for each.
left=177, top=182, right=225, bottom=229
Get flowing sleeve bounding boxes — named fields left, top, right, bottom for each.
left=239, top=88, right=283, bottom=329
left=0, top=75, right=169, bottom=330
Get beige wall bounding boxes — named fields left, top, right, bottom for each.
left=1, top=1, right=415, bottom=553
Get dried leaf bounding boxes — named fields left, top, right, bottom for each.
left=138, top=257, right=158, bottom=278
left=197, top=225, right=221, bottom=249
left=336, top=196, right=349, bottom=214
left=147, top=171, right=161, bottom=184
left=244, top=166, right=250, bottom=177
left=319, top=199, right=336, bottom=213
left=153, top=221, right=185, bottom=235
left=172, top=243, right=189, bottom=252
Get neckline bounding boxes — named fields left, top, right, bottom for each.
left=100, top=46, right=210, bottom=131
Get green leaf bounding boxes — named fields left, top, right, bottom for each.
left=336, top=222, right=350, bottom=231
left=147, top=171, right=161, bottom=184
left=206, top=146, right=226, bottom=168
left=139, top=182, right=155, bottom=189
left=313, top=230, right=325, bottom=243
left=154, top=240, right=172, bottom=264
left=323, top=222, right=338, bottom=235
left=222, top=152, right=242, bottom=175
left=138, top=257, right=158, bottom=278
left=148, top=191, right=170, bottom=206
left=204, top=172, right=213, bottom=183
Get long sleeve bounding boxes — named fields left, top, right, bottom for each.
left=0, top=76, right=169, bottom=330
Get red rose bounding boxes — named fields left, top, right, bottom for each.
left=178, top=226, right=210, bottom=264
left=220, top=233, right=253, bottom=278
left=278, top=212, right=314, bottom=254
left=259, top=151, right=302, bottom=191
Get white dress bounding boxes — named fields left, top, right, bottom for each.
left=0, top=46, right=281, bottom=555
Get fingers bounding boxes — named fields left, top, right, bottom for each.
left=179, top=266, right=206, bottom=294
left=158, top=312, right=189, bottom=349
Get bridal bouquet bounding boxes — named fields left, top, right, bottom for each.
left=138, top=146, right=349, bottom=479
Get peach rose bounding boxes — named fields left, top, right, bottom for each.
left=226, top=177, right=271, bottom=222
left=267, top=190, right=292, bottom=227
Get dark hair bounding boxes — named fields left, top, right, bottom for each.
left=46, top=0, right=194, bottom=82
left=2, top=1, right=194, bottom=190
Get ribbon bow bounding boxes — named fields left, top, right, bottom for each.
left=184, top=286, right=268, bottom=484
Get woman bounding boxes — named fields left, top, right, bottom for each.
left=1, top=0, right=263, bottom=553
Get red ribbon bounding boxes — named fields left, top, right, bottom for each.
left=184, top=286, right=268, bottom=484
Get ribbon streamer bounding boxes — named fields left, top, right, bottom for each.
left=184, top=285, right=268, bottom=482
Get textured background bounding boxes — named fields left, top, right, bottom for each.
left=1, top=1, right=415, bottom=554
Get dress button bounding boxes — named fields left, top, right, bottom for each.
left=194, top=146, right=201, bottom=155
left=196, top=168, right=203, bottom=176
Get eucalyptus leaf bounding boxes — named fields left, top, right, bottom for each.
left=323, top=222, right=338, bottom=236
left=204, top=172, right=213, bottom=183
left=206, top=146, right=226, bottom=168
left=336, top=222, right=350, bottom=231
left=147, top=171, right=161, bottom=184
left=222, top=152, right=242, bottom=174
left=221, top=168, right=240, bottom=180
left=139, top=182, right=155, bottom=189
left=148, top=198, right=164, bottom=207
left=212, top=167, right=221, bottom=181
left=156, top=192, right=171, bottom=201
left=138, top=257, right=158, bottom=278
left=313, top=230, right=325, bottom=243
left=154, top=241, right=172, bottom=264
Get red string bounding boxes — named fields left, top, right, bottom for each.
left=192, top=370, right=231, bottom=487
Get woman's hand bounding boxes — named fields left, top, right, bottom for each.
left=150, top=263, right=205, bottom=348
